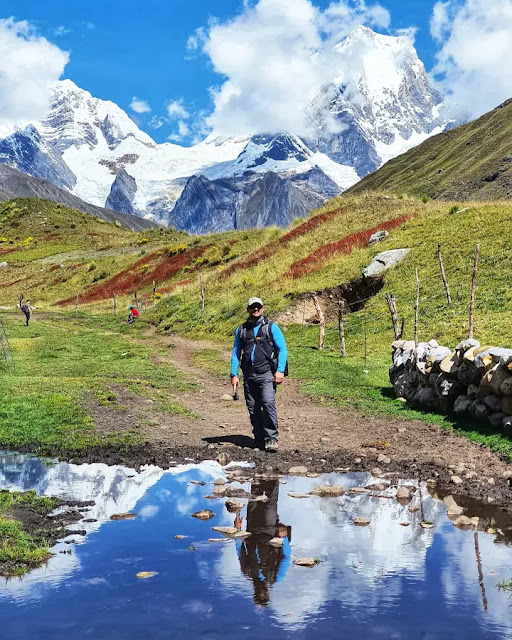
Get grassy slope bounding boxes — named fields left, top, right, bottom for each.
left=2, top=193, right=512, bottom=460
left=347, top=99, right=512, bottom=200
left=0, top=313, right=193, bottom=453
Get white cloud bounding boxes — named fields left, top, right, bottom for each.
left=191, top=0, right=391, bottom=137
left=167, top=99, right=190, bottom=120
left=431, top=0, right=512, bottom=118
left=130, top=97, right=151, bottom=113
left=54, top=25, right=72, bottom=37
left=168, top=120, right=190, bottom=142
left=148, top=115, right=168, bottom=129
left=0, top=18, right=69, bottom=125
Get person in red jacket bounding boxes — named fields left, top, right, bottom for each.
left=127, top=305, right=139, bottom=324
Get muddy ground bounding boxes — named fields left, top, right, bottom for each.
left=8, top=329, right=512, bottom=514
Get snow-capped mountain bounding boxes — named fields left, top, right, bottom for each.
left=0, top=27, right=456, bottom=232
left=307, top=26, right=453, bottom=177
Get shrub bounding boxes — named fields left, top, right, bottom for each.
left=138, top=237, right=149, bottom=245
left=141, top=264, right=150, bottom=273
left=87, top=262, right=97, bottom=272
left=168, top=244, right=187, bottom=256
left=449, top=205, right=459, bottom=215
left=420, top=195, right=430, bottom=203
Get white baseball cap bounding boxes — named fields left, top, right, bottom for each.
left=248, top=297, right=263, bottom=307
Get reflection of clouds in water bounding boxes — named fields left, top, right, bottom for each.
left=139, top=505, right=159, bottom=519
left=0, top=454, right=226, bottom=598
left=216, top=473, right=445, bottom=630
left=441, top=525, right=512, bottom=631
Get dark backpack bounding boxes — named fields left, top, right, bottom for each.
left=238, top=317, right=289, bottom=377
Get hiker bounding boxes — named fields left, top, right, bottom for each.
left=19, top=295, right=32, bottom=327
left=127, top=305, right=139, bottom=324
left=236, top=479, right=291, bottom=605
left=230, top=297, right=288, bottom=452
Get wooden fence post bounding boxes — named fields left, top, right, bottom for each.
left=74, top=292, right=80, bottom=315
left=113, top=292, right=117, bottom=316
left=469, top=244, right=480, bottom=339
left=134, top=290, right=139, bottom=311
left=152, top=280, right=156, bottom=304
left=337, top=300, right=346, bottom=357
left=312, top=295, right=325, bottom=350
left=414, top=269, right=420, bottom=348
left=385, top=293, right=401, bottom=340
left=199, top=275, right=205, bottom=319
left=437, top=243, right=452, bottom=306
left=363, top=314, right=369, bottom=373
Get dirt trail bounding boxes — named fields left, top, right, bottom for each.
left=92, top=328, right=510, bottom=506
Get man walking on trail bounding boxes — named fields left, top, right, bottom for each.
left=19, top=295, right=32, bottom=327
left=230, top=297, right=288, bottom=452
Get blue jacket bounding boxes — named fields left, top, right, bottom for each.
left=231, top=318, right=287, bottom=377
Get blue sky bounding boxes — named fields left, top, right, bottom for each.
left=2, top=0, right=512, bottom=145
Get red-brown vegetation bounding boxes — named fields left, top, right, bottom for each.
left=284, top=214, right=413, bottom=278
left=55, top=247, right=206, bottom=306
left=278, top=206, right=344, bottom=245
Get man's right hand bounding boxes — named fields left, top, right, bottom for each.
left=231, top=376, right=239, bottom=392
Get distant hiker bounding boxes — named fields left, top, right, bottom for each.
left=127, top=305, right=139, bottom=324
left=230, top=297, right=288, bottom=452
left=19, top=295, right=32, bottom=327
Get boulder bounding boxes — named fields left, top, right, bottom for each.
left=450, top=475, right=463, bottom=485
left=455, top=338, right=481, bottom=354
left=474, top=351, right=494, bottom=370
left=268, top=537, right=284, bottom=547
left=483, top=394, right=502, bottom=413
left=393, top=371, right=416, bottom=398
left=288, top=465, right=308, bottom=476
left=396, top=486, right=412, bottom=500
left=440, top=352, right=459, bottom=376
left=310, top=485, right=345, bottom=497
left=353, top=517, right=371, bottom=526
left=503, top=416, right=512, bottom=435
left=453, top=395, right=472, bottom=416
left=293, top=558, right=319, bottom=567
left=415, top=387, right=439, bottom=411
left=214, top=478, right=227, bottom=486
left=477, top=366, right=498, bottom=398
left=467, top=384, right=479, bottom=400
left=453, top=515, right=479, bottom=529
left=502, top=397, right=512, bottom=415
left=490, top=366, right=510, bottom=395
left=368, top=230, right=389, bottom=245
left=192, top=510, right=215, bottom=520
left=443, top=495, right=464, bottom=516
left=362, top=248, right=410, bottom=277
left=457, top=360, right=481, bottom=387
left=500, top=377, right=512, bottom=397
left=436, top=376, right=466, bottom=412
left=212, top=526, right=238, bottom=535
left=474, top=403, right=489, bottom=423
left=225, top=499, right=244, bottom=513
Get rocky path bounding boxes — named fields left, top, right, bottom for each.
left=101, top=328, right=512, bottom=509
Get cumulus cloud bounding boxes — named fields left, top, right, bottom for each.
left=130, top=97, right=151, bottom=113
left=431, top=0, right=512, bottom=118
left=190, top=0, right=391, bottom=137
left=168, top=120, right=191, bottom=142
left=54, top=25, right=72, bottom=37
left=148, top=115, right=168, bottom=129
left=0, top=18, right=69, bottom=125
left=167, top=99, right=190, bottom=120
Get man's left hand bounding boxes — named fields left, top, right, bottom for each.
left=274, top=371, right=285, bottom=385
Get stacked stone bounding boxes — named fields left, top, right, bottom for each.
left=390, top=339, right=512, bottom=434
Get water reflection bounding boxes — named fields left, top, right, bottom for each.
left=0, top=452, right=511, bottom=640
left=237, top=479, right=291, bottom=605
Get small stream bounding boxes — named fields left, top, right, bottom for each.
left=0, top=452, right=512, bottom=639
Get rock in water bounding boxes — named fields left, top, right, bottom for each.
left=110, top=512, right=137, bottom=520
left=396, top=487, right=412, bottom=500
left=233, top=531, right=252, bottom=539
left=310, top=485, right=345, bottom=497
left=175, top=535, right=187, bottom=539
left=443, top=495, right=464, bottom=515
left=269, top=537, right=284, bottom=547
left=453, top=515, right=479, bottom=529
left=288, top=466, right=308, bottom=475
left=225, top=499, right=244, bottom=513
left=136, top=571, right=158, bottom=579
left=214, top=478, right=226, bottom=486
left=191, top=510, right=215, bottom=520
left=211, top=526, right=238, bottom=536
left=293, top=558, right=319, bottom=567
left=353, top=517, right=371, bottom=526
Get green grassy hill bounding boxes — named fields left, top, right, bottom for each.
left=2, top=192, right=512, bottom=458
left=347, top=99, right=512, bottom=200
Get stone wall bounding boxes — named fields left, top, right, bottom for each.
left=390, top=338, right=512, bottom=434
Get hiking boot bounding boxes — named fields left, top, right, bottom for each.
left=265, top=439, right=278, bottom=453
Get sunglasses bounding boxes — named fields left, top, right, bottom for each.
left=249, top=305, right=263, bottom=310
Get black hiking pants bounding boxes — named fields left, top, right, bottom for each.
left=243, top=371, right=278, bottom=445
left=23, top=311, right=30, bottom=326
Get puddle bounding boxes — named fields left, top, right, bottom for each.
left=1, top=452, right=512, bottom=639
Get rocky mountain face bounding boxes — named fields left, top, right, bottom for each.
left=0, top=164, right=156, bottom=231
left=171, top=166, right=340, bottom=234
left=0, top=27, right=456, bottom=232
